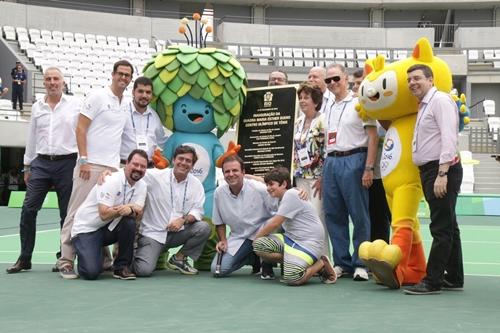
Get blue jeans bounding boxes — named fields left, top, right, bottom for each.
left=210, top=239, right=255, bottom=277
left=322, top=152, right=370, bottom=273
left=72, top=217, right=135, bottom=280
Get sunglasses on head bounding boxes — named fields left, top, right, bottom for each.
left=325, top=76, right=341, bottom=84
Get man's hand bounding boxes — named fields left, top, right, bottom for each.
left=79, top=164, right=91, bottom=180
left=362, top=170, right=373, bottom=189
left=97, top=170, right=113, bottom=185
left=434, top=175, right=448, bottom=198
left=115, top=205, right=134, bottom=217
left=167, top=216, right=185, bottom=232
left=215, top=240, right=227, bottom=253
left=23, top=171, right=31, bottom=184
left=312, top=178, right=322, bottom=199
left=296, top=187, right=309, bottom=201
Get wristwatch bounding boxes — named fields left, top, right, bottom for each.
left=438, top=171, right=448, bottom=177
left=365, top=165, right=375, bottom=171
left=78, top=156, right=88, bottom=165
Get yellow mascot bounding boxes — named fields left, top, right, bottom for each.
left=357, top=38, right=453, bottom=288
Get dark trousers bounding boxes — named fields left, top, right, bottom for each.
left=369, top=178, right=391, bottom=242
left=72, top=217, right=136, bottom=280
left=419, top=161, right=464, bottom=287
left=11, top=84, right=23, bottom=110
left=19, top=156, right=76, bottom=262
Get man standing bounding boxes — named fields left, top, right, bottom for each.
left=6, top=67, right=80, bottom=274
left=133, top=145, right=211, bottom=277
left=322, top=63, right=378, bottom=281
left=120, top=76, right=167, bottom=165
left=58, top=60, right=133, bottom=279
left=11, top=61, right=27, bottom=111
left=71, top=150, right=148, bottom=280
left=307, top=66, right=334, bottom=114
left=211, top=155, right=278, bottom=277
left=404, top=64, right=463, bottom=295
left=268, top=70, right=288, bottom=86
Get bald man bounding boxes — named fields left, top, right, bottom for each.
left=307, top=66, right=334, bottom=114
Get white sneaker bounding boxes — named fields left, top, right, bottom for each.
left=333, top=266, right=344, bottom=278
left=353, top=267, right=369, bottom=281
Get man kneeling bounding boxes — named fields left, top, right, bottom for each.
left=253, top=167, right=337, bottom=286
left=71, top=150, right=148, bottom=280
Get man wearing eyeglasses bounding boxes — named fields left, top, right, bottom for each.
left=58, top=60, right=134, bottom=279
left=307, top=66, right=334, bottom=114
left=321, top=63, right=378, bottom=282
left=268, top=70, right=288, bottom=86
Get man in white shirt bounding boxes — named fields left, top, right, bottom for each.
left=58, top=60, right=133, bottom=279
left=120, top=76, right=167, bottom=166
left=71, top=150, right=148, bottom=280
left=6, top=67, right=80, bottom=274
left=133, top=145, right=211, bottom=277
left=308, top=66, right=334, bottom=114
left=322, top=63, right=378, bottom=281
left=210, top=155, right=278, bottom=277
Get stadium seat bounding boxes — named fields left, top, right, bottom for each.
left=293, top=48, right=304, bottom=67
left=303, top=48, right=314, bottom=67
left=3, top=26, right=16, bottom=40
left=484, top=100, right=496, bottom=116
left=468, top=50, right=479, bottom=61
left=345, top=49, right=355, bottom=68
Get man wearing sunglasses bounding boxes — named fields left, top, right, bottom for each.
left=321, top=63, right=378, bottom=282
left=307, top=66, right=334, bottom=114
left=58, top=60, right=134, bottom=279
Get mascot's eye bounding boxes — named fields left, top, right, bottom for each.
left=205, top=109, right=210, bottom=115
left=361, top=86, right=364, bottom=96
left=182, top=108, right=187, bottom=114
left=382, top=78, right=387, bottom=90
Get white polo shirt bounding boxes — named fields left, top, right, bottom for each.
left=324, top=91, right=375, bottom=153
left=139, top=168, right=205, bottom=244
left=24, top=94, right=81, bottom=165
left=81, top=87, right=129, bottom=169
left=120, top=102, right=167, bottom=160
left=71, top=169, right=147, bottom=237
left=213, top=178, right=278, bottom=256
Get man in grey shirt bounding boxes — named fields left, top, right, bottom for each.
left=253, top=167, right=337, bottom=286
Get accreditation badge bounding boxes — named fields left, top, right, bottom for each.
left=136, top=134, right=149, bottom=152
left=297, top=147, right=312, bottom=167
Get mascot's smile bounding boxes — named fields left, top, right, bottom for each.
left=188, top=113, right=204, bottom=123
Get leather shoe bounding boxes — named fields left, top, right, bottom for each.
left=6, top=259, right=32, bottom=274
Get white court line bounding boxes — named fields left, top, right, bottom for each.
left=0, top=250, right=55, bottom=254
left=0, top=229, right=59, bottom=238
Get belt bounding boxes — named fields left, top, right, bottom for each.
left=120, top=159, right=154, bottom=168
left=418, top=159, right=461, bottom=172
left=38, top=153, right=78, bottom=161
left=328, top=147, right=367, bottom=157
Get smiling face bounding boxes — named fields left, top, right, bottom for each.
left=173, top=152, right=195, bottom=180
left=222, top=160, right=245, bottom=192
left=111, top=65, right=133, bottom=93
left=133, top=83, right=153, bottom=111
left=266, top=180, right=288, bottom=199
left=298, top=91, right=317, bottom=116
left=43, top=68, right=64, bottom=98
left=173, top=95, right=216, bottom=133
left=125, top=153, right=148, bottom=182
left=407, top=69, right=434, bottom=101
left=358, top=70, right=398, bottom=112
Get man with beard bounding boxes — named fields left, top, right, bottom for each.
left=120, top=77, right=167, bottom=166
left=71, top=150, right=148, bottom=280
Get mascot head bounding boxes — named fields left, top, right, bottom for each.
left=358, top=38, right=452, bottom=121
left=142, top=14, right=247, bottom=137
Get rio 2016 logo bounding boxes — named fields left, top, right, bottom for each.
left=384, top=138, right=394, bottom=152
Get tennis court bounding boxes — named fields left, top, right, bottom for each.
left=1, top=207, right=499, bottom=333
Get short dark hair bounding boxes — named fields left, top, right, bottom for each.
left=297, top=82, right=323, bottom=111
left=352, top=69, right=364, bottom=79
left=133, top=76, right=153, bottom=90
left=407, top=64, right=433, bottom=79
left=173, top=145, right=198, bottom=164
left=264, top=167, right=291, bottom=189
left=221, top=154, right=245, bottom=172
left=113, top=60, right=134, bottom=75
left=127, top=149, right=148, bottom=164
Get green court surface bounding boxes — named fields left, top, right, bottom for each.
left=1, top=207, right=500, bottom=333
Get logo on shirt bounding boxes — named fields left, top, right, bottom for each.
left=380, top=127, right=401, bottom=178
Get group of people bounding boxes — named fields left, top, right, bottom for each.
left=5, top=59, right=463, bottom=294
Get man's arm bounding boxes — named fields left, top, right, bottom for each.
left=76, top=114, right=92, bottom=180
left=98, top=203, right=134, bottom=221
left=215, top=224, right=227, bottom=253
left=255, top=215, right=286, bottom=239
left=363, top=125, right=378, bottom=188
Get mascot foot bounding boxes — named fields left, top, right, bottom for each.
left=359, top=240, right=402, bottom=289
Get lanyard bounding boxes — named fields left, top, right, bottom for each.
left=122, top=182, right=135, bottom=205
left=170, top=171, right=189, bottom=215
left=130, top=103, right=150, bottom=132
left=327, top=99, right=350, bottom=130
left=414, top=89, right=438, bottom=146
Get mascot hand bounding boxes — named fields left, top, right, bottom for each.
left=152, top=148, right=169, bottom=169
left=355, top=103, right=370, bottom=122
left=216, top=141, right=241, bottom=168
left=453, top=92, right=470, bottom=132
